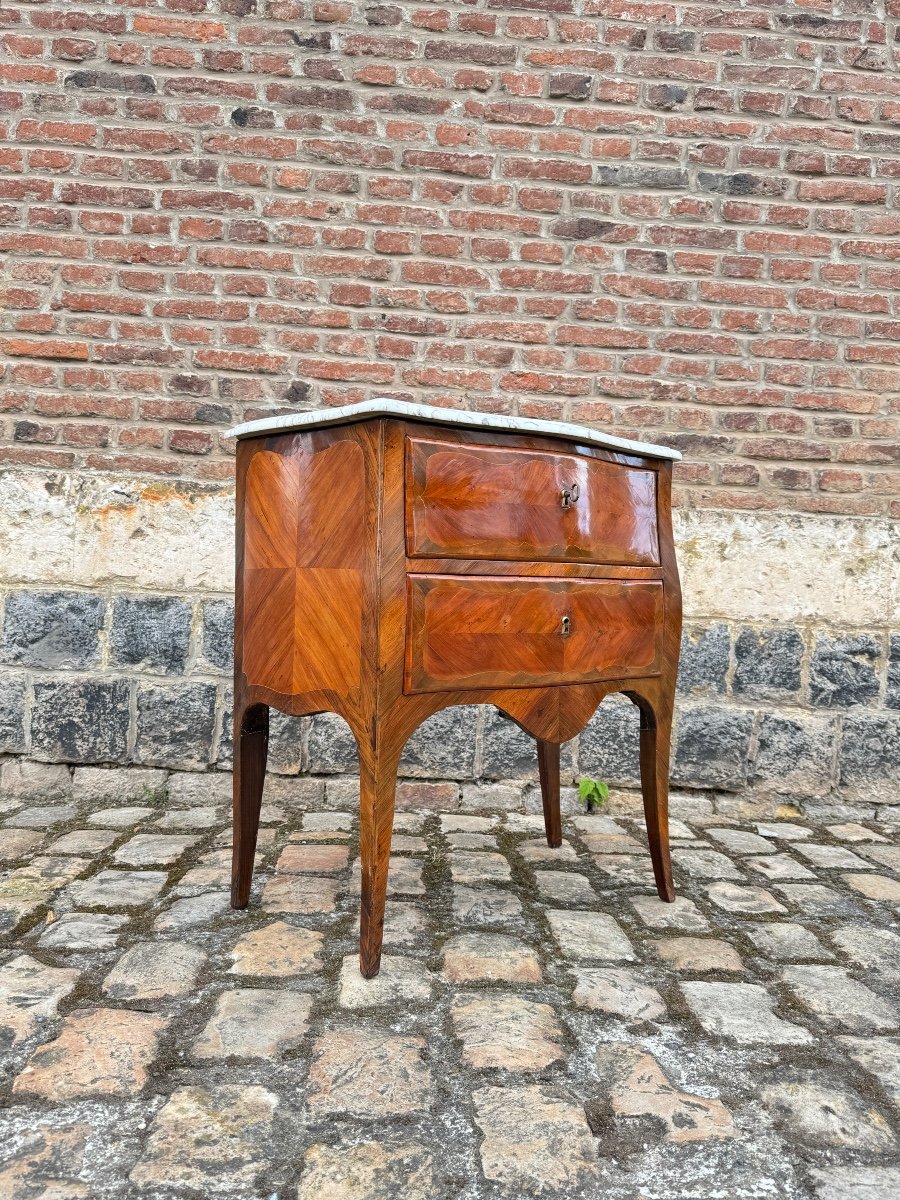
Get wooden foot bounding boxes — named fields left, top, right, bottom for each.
left=637, top=695, right=675, bottom=902
left=357, top=739, right=400, bottom=978
left=231, top=703, right=269, bottom=909
left=537, top=739, right=562, bottom=848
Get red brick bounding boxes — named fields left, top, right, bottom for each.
left=1, top=337, right=88, bottom=361
left=133, top=16, right=226, bottom=43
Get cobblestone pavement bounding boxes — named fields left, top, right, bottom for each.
left=2, top=773, right=900, bottom=1200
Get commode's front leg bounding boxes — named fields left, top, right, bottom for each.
left=637, top=692, right=675, bottom=903
left=357, top=735, right=401, bottom=978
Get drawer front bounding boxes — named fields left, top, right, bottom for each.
left=406, top=575, right=664, bottom=693
left=406, top=437, right=659, bottom=566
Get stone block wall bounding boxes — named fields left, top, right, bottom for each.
left=1, top=574, right=897, bottom=822
left=0, top=1, right=898, bottom=818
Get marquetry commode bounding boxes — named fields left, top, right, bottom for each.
left=226, top=399, right=682, bottom=978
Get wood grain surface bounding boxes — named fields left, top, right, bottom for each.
left=406, top=436, right=659, bottom=565
left=406, top=575, right=663, bottom=692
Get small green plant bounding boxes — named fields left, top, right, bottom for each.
left=578, top=776, right=609, bottom=813
left=141, top=783, right=169, bottom=807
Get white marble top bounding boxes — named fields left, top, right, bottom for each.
left=225, top=398, right=681, bottom=461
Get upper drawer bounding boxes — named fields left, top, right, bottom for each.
left=405, top=437, right=659, bottom=566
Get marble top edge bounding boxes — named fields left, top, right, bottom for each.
left=224, top=398, right=682, bottom=461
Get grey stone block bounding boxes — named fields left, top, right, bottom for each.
left=1, top=590, right=105, bottom=669
left=32, top=679, right=130, bottom=763
left=811, top=633, right=881, bottom=708
left=578, top=695, right=640, bottom=786
left=677, top=624, right=729, bottom=696
left=480, top=708, right=575, bottom=782
left=202, top=599, right=234, bottom=673
left=216, top=690, right=232, bottom=767
left=0, top=757, right=73, bottom=801
left=306, top=711, right=358, bottom=774
left=673, top=705, right=753, bottom=791
left=109, top=595, right=192, bottom=675
left=750, top=714, right=836, bottom=797
left=888, top=635, right=900, bottom=710
left=400, top=705, right=478, bottom=779
left=0, top=672, right=27, bottom=754
left=134, top=683, right=217, bottom=769
left=73, top=765, right=168, bottom=806
left=481, top=707, right=539, bottom=779
left=840, top=714, right=900, bottom=790
left=733, top=627, right=803, bottom=699
left=888, top=633, right=900, bottom=705
left=267, top=711, right=304, bottom=774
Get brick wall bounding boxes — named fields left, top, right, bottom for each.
left=0, top=1, right=898, bottom=815
left=2, top=0, right=899, bottom=514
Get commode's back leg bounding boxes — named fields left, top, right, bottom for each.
left=231, top=702, right=269, bottom=909
left=537, top=739, right=562, bottom=849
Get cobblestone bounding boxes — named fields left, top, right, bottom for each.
left=452, top=884, right=523, bottom=926
left=337, top=954, right=433, bottom=1009
left=12, top=1007, right=167, bottom=1098
left=65, top=869, right=167, bottom=908
left=844, top=873, right=900, bottom=902
left=781, top=965, right=899, bottom=1033
left=811, top=1166, right=900, bottom=1200
left=762, top=1078, right=896, bottom=1151
left=572, top=967, right=666, bottom=1020
left=261, top=873, right=339, bottom=915
left=154, top=891, right=230, bottom=931
left=0, top=954, right=80, bottom=1047
left=746, top=923, right=833, bottom=962
left=533, top=869, right=597, bottom=904
left=546, top=909, right=635, bottom=961
left=797, top=843, right=870, bottom=870
left=112, top=832, right=199, bottom=866
left=745, top=853, right=815, bottom=881
left=473, top=1083, right=598, bottom=1193
left=839, top=1037, right=900, bottom=1106
left=129, top=1084, right=278, bottom=1191
left=1, top=792, right=899, bottom=1197
left=102, top=940, right=207, bottom=1002
left=47, top=829, right=117, bottom=855
left=38, top=911, right=128, bottom=951
left=193, top=989, right=313, bottom=1060
left=228, top=920, right=323, bottom=978
left=681, top=982, right=813, bottom=1045
left=630, top=893, right=711, bottom=932
left=830, top=926, right=900, bottom=979
left=595, top=1042, right=735, bottom=1143
left=451, top=992, right=564, bottom=1070
left=654, top=936, right=744, bottom=973
left=296, top=1141, right=435, bottom=1200
left=707, top=881, right=788, bottom=914
left=306, top=1028, right=431, bottom=1118
left=443, top=932, right=542, bottom=983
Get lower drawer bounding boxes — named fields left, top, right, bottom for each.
left=405, top=575, right=664, bottom=693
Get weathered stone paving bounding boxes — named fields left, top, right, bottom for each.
left=2, top=775, right=900, bottom=1198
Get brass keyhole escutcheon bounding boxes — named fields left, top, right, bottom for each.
left=560, top=615, right=571, bottom=638
left=560, top=482, right=580, bottom=509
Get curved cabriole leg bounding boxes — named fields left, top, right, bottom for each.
left=537, top=739, right=562, bottom=848
left=636, top=692, right=676, bottom=903
left=357, top=734, right=401, bottom=979
left=231, top=702, right=269, bottom=909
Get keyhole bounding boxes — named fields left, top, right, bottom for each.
left=560, top=482, right=580, bottom=509
left=560, top=615, right=571, bottom=637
